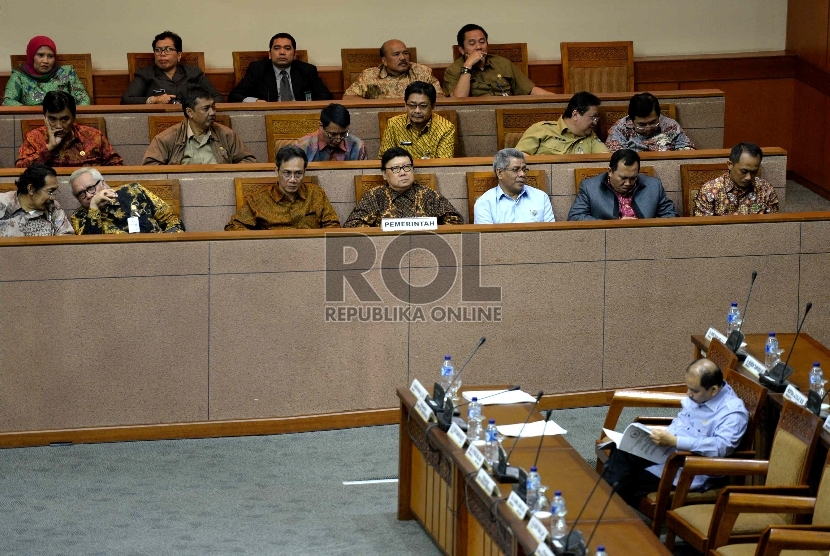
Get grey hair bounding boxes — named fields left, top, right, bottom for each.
left=493, top=148, right=525, bottom=173
left=68, top=167, right=104, bottom=187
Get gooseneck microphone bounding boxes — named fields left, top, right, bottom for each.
left=553, top=468, right=614, bottom=556
left=760, top=302, right=812, bottom=393
left=513, top=409, right=554, bottom=502
left=430, top=337, right=486, bottom=411
left=436, top=386, right=521, bottom=432
left=493, top=391, right=543, bottom=484
left=725, top=271, right=758, bottom=354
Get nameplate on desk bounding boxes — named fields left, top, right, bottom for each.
left=413, top=398, right=436, bottom=422
left=409, top=378, right=429, bottom=401
left=447, top=422, right=467, bottom=448
left=506, top=490, right=529, bottom=519
left=475, top=467, right=499, bottom=496
left=380, top=217, right=437, bottom=232
left=742, top=355, right=766, bottom=378
left=527, top=515, right=549, bottom=543
left=705, top=327, right=727, bottom=343
left=784, top=384, right=807, bottom=406
left=534, top=541, right=554, bottom=556
left=465, top=443, right=485, bottom=469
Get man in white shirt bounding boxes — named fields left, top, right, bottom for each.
left=474, top=148, right=555, bottom=224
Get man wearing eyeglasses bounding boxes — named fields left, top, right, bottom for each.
left=515, top=91, right=608, bottom=156
left=606, top=92, right=695, bottom=152
left=378, top=81, right=455, bottom=159
left=474, top=148, right=555, bottom=224
left=225, top=145, right=340, bottom=230
left=68, top=167, right=183, bottom=234
left=121, top=31, right=223, bottom=105
left=294, top=104, right=366, bottom=161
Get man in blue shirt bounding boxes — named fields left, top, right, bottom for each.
left=474, top=148, right=555, bottom=224
left=602, top=357, right=749, bottom=506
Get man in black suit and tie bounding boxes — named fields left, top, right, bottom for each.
left=228, top=33, right=331, bottom=102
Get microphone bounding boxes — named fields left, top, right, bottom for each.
left=725, top=271, right=757, bottom=355
left=513, top=409, right=554, bottom=501
left=493, top=391, right=543, bottom=485
left=579, top=481, right=620, bottom=556
left=430, top=337, right=486, bottom=411
left=552, top=469, right=615, bottom=556
left=436, top=386, right=521, bottom=432
left=760, top=302, right=812, bottom=393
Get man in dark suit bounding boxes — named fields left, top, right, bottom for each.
left=228, top=33, right=331, bottom=102
left=567, top=148, right=678, bottom=220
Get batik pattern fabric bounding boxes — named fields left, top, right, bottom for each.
left=693, top=172, right=779, bottom=216
left=344, top=63, right=443, bottom=99
left=2, top=66, right=90, bottom=106
left=71, top=183, right=184, bottom=234
left=0, top=190, right=74, bottom=236
left=225, top=182, right=340, bottom=230
left=343, top=182, right=463, bottom=227
left=16, top=124, right=124, bottom=168
left=605, top=115, right=695, bottom=152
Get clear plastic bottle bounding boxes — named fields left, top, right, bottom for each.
left=467, top=397, right=482, bottom=442
left=765, top=332, right=779, bottom=368
left=440, top=355, right=454, bottom=395
left=595, top=546, right=608, bottom=556
left=550, top=490, right=568, bottom=540
left=484, top=419, right=499, bottom=466
left=526, top=466, right=541, bottom=509
left=727, top=302, right=741, bottom=334
left=810, top=362, right=825, bottom=396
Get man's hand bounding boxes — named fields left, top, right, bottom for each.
left=149, top=94, right=176, bottom=104
left=463, top=51, right=486, bottom=70
left=89, top=188, right=117, bottom=211
left=44, top=117, right=62, bottom=151
left=650, top=427, right=677, bottom=447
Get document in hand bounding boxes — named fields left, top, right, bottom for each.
left=601, top=423, right=674, bottom=465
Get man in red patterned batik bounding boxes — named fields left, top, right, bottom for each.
left=16, top=91, right=123, bottom=168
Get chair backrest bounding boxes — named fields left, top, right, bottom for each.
left=128, top=52, right=205, bottom=82
left=147, top=115, right=232, bottom=140
left=377, top=110, right=460, bottom=157
left=573, top=166, right=655, bottom=194
left=105, top=179, right=182, bottom=218
left=465, top=170, right=547, bottom=223
left=233, top=175, right=319, bottom=210
left=450, top=43, right=529, bottom=76
left=21, top=117, right=108, bottom=141
left=560, top=41, right=635, bottom=94
left=340, top=47, right=418, bottom=91
left=765, top=401, right=822, bottom=487
left=598, top=103, right=678, bottom=142
left=264, top=113, right=321, bottom=163
left=721, top=368, right=768, bottom=453
left=231, top=50, right=309, bottom=86
left=680, top=163, right=729, bottom=217
left=354, top=174, right=437, bottom=204
left=11, top=53, right=94, bottom=100
left=706, top=338, right=739, bottom=373
left=495, top=108, right=563, bottom=150
left=812, top=452, right=830, bottom=525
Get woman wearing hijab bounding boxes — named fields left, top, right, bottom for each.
left=3, top=36, right=91, bottom=106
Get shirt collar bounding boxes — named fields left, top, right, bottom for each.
left=696, top=382, right=732, bottom=411
left=378, top=64, right=413, bottom=79
left=724, top=172, right=756, bottom=197
left=186, top=121, right=213, bottom=144
left=272, top=63, right=292, bottom=74
left=271, top=181, right=308, bottom=203
left=316, top=129, right=347, bottom=153
left=496, top=184, right=527, bottom=200
left=406, top=117, right=432, bottom=132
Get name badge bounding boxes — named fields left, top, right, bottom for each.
left=465, top=442, right=485, bottom=469
left=127, top=216, right=140, bottom=234
left=409, top=378, right=429, bottom=401
left=507, top=490, right=529, bottom=519
left=783, top=384, right=807, bottom=406
left=742, top=355, right=767, bottom=378
left=534, top=541, right=554, bottom=556
left=304, top=91, right=312, bottom=101
left=475, top=467, right=498, bottom=495
left=413, top=398, right=435, bottom=422
left=447, top=422, right=467, bottom=448
left=380, top=217, right=438, bottom=231
left=527, top=515, right=549, bottom=543
left=705, top=327, right=727, bottom=343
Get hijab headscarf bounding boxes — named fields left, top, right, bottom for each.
left=23, top=36, right=58, bottom=81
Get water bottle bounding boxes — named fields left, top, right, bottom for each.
left=440, top=355, right=454, bottom=394
left=467, top=397, right=482, bottom=442
left=550, top=490, right=568, bottom=540
left=727, top=302, right=741, bottom=334
left=484, top=419, right=499, bottom=466
left=526, top=466, right=541, bottom=509
left=810, top=362, right=824, bottom=396
left=595, top=546, right=608, bottom=556
left=765, top=332, right=780, bottom=369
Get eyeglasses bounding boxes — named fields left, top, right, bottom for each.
left=279, top=170, right=305, bottom=180
left=586, top=114, right=600, bottom=123
left=153, top=47, right=178, bottom=55
left=323, top=128, right=349, bottom=140
left=503, top=166, right=528, bottom=174
left=633, top=121, right=660, bottom=131
left=74, top=179, right=102, bottom=199
left=386, top=164, right=414, bottom=175
left=406, top=103, right=431, bottom=110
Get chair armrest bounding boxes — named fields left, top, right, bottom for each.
left=710, top=492, right=816, bottom=549
left=759, top=526, right=830, bottom=555
left=600, top=390, right=684, bottom=437
left=650, top=451, right=689, bottom=534
left=670, top=457, right=769, bottom=509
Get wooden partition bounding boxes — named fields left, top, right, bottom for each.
left=1, top=208, right=830, bottom=447
left=0, top=90, right=725, bottom=167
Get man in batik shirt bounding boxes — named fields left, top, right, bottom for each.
left=693, top=143, right=779, bottom=216
left=16, top=91, right=123, bottom=168
left=606, top=92, right=695, bottom=152
left=342, top=39, right=443, bottom=100
left=343, top=147, right=463, bottom=227
left=69, top=167, right=183, bottom=234
left=294, top=103, right=366, bottom=161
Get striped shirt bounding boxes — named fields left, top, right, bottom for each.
left=378, top=113, right=455, bottom=159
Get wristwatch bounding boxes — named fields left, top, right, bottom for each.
left=460, top=66, right=472, bottom=75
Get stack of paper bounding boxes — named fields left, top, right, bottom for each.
left=497, top=420, right=567, bottom=437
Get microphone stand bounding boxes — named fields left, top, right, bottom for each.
left=726, top=270, right=757, bottom=357
left=760, top=302, right=812, bottom=393
left=430, top=337, right=486, bottom=412
left=493, top=391, right=543, bottom=484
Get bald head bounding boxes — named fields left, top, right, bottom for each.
left=381, top=39, right=412, bottom=76
left=685, top=358, right=723, bottom=404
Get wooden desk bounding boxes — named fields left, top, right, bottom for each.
left=397, top=387, right=671, bottom=555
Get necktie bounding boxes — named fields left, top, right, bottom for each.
left=279, top=70, right=293, bottom=101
